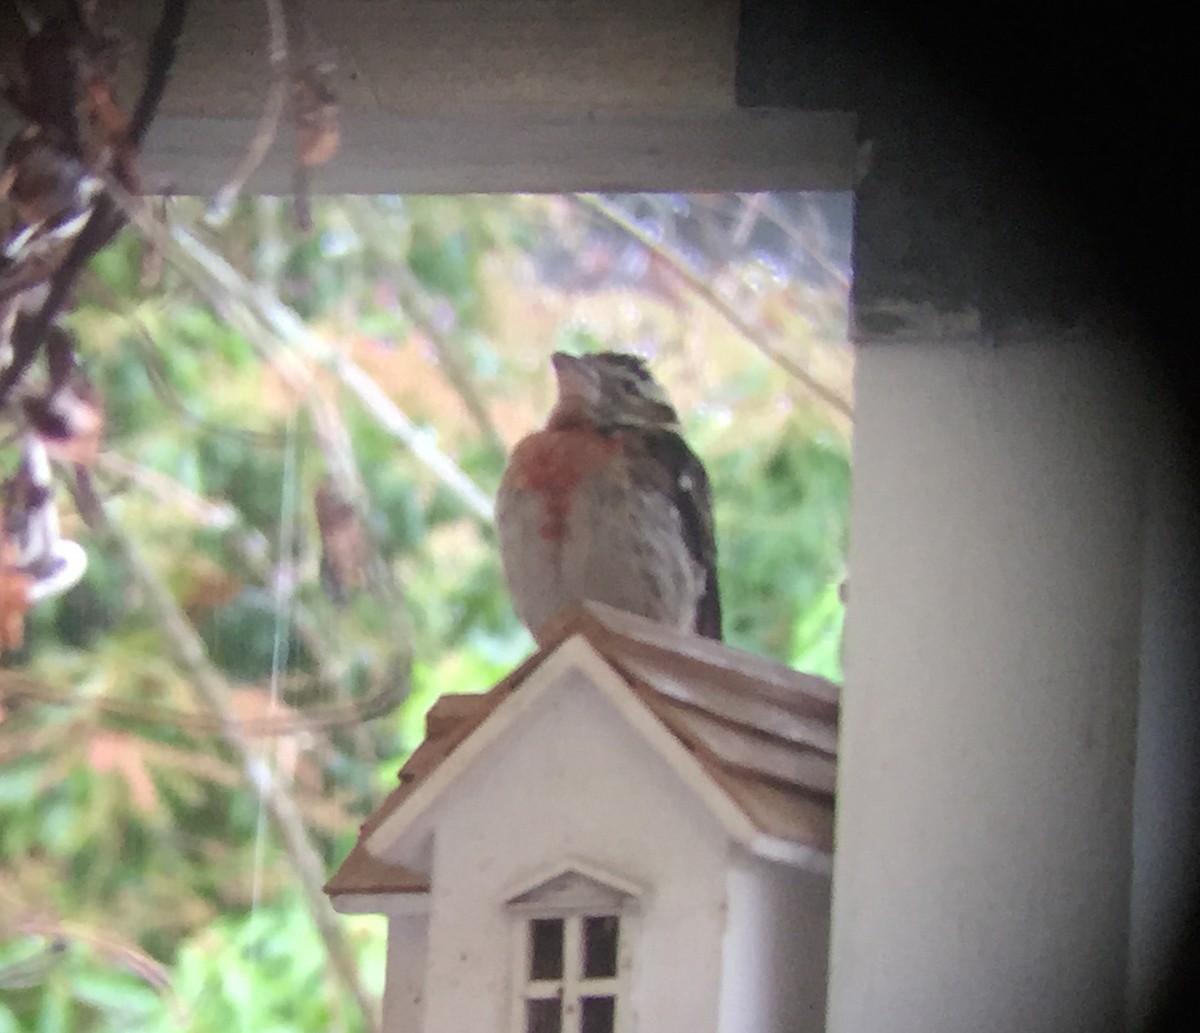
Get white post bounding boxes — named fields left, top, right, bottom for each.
left=1128, top=401, right=1200, bottom=1028
left=828, top=340, right=1148, bottom=1033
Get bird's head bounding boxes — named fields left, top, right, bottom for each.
left=547, top=351, right=680, bottom=433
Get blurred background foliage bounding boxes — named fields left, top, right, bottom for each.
left=0, top=190, right=853, bottom=1031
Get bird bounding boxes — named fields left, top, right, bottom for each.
left=496, top=351, right=721, bottom=643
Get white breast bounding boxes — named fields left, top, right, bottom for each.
left=496, top=462, right=706, bottom=642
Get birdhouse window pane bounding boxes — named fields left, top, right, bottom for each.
left=515, top=910, right=625, bottom=1033
left=526, top=997, right=563, bottom=1033
left=580, top=995, right=616, bottom=1033
left=582, top=915, right=619, bottom=978
left=529, top=917, right=565, bottom=980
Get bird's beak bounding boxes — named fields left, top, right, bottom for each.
left=550, top=352, right=599, bottom=402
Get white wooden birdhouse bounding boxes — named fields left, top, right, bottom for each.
left=326, top=602, right=838, bottom=1033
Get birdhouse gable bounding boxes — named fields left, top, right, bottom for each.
left=505, top=861, right=644, bottom=914
left=364, top=632, right=764, bottom=866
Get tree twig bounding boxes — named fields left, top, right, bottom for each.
left=385, top=269, right=505, bottom=456
left=576, top=194, right=854, bottom=420
left=124, top=311, right=287, bottom=447
left=77, top=458, right=406, bottom=746
left=741, top=192, right=852, bottom=292
left=81, top=499, right=380, bottom=1033
left=129, top=0, right=189, bottom=147
left=0, top=913, right=185, bottom=1024
left=0, top=0, right=189, bottom=406
left=205, top=0, right=288, bottom=224
left=0, top=665, right=402, bottom=738
left=103, top=178, right=496, bottom=522
left=0, top=200, right=121, bottom=405
left=348, top=204, right=506, bottom=455
left=95, top=449, right=237, bottom=526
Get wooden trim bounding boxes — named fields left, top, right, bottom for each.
left=115, top=110, right=857, bottom=195
left=328, top=891, right=431, bottom=916
left=503, top=859, right=646, bottom=910
left=750, top=835, right=833, bottom=874
left=78, top=0, right=741, bottom=119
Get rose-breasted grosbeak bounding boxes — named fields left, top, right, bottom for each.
left=496, top=351, right=721, bottom=643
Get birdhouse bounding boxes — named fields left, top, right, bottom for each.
left=326, top=602, right=838, bottom=1033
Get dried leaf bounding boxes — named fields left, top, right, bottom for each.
left=86, top=728, right=160, bottom=813
left=314, top=479, right=368, bottom=604
left=291, top=67, right=339, bottom=168
left=81, top=58, right=141, bottom=194
left=0, top=522, right=31, bottom=654
left=1, top=127, right=93, bottom=228
left=23, top=378, right=105, bottom=466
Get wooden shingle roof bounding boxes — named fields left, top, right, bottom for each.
left=325, top=602, right=839, bottom=899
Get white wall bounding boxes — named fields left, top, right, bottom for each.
left=1128, top=400, right=1200, bottom=1029
left=415, top=669, right=735, bottom=1033
left=384, top=915, right=429, bottom=1033
left=829, top=341, right=1149, bottom=1033
left=719, top=852, right=830, bottom=1033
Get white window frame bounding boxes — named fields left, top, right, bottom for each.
left=514, top=911, right=626, bottom=1033
left=505, top=865, right=642, bottom=1033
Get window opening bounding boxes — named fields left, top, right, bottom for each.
left=530, top=917, right=566, bottom=981
left=519, top=914, right=622, bottom=1033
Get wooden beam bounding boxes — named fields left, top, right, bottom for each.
left=2, top=0, right=740, bottom=119
left=2, top=1, right=856, bottom=195
left=115, top=109, right=858, bottom=195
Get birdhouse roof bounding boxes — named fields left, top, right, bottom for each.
left=325, top=602, right=839, bottom=901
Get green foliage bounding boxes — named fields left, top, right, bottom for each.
left=194, top=437, right=288, bottom=533
left=790, top=580, right=845, bottom=682
left=0, top=945, right=138, bottom=1033
left=714, top=428, right=850, bottom=661
left=199, top=589, right=313, bottom=680
left=50, top=548, right=127, bottom=649
left=141, top=898, right=385, bottom=1033
left=0, top=901, right=385, bottom=1033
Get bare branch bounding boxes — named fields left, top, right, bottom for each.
left=0, top=199, right=121, bottom=406
left=348, top=206, right=506, bottom=455
left=129, top=0, right=189, bottom=147
left=104, top=178, right=496, bottom=522
left=423, top=326, right=506, bottom=456
left=0, top=0, right=189, bottom=406
left=76, top=458, right=406, bottom=747
left=746, top=192, right=852, bottom=292
left=12, top=915, right=173, bottom=994
left=94, top=450, right=239, bottom=528
left=78, top=498, right=381, bottom=1033
left=0, top=664, right=403, bottom=739
left=205, top=0, right=288, bottom=225
left=281, top=0, right=338, bottom=230
left=0, top=913, right=185, bottom=1024
left=576, top=194, right=854, bottom=420
left=124, top=311, right=286, bottom=447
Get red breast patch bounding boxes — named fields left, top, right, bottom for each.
left=509, top=430, right=619, bottom=541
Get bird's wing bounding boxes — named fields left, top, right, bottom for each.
left=636, top=428, right=722, bottom=640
